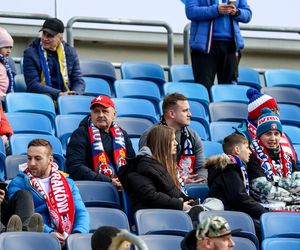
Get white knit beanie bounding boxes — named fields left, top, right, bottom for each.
left=0, top=27, right=14, bottom=48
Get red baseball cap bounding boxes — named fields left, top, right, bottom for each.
left=90, top=95, right=115, bottom=109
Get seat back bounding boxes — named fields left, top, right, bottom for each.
left=135, top=235, right=184, bottom=250
left=260, top=212, right=300, bottom=239
left=210, top=85, right=250, bottom=103
left=0, top=138, right=6, bottom=180
left=6, top=112, right=53, bottom=135
left=66, top=233, right=92, bottom=250
left=5, top=93, right=56, bottom=128
left=115, top=117, right=154, bottom=138
left=262, top=237, right=300, bottom=250
left=237, top=67, right=261, bottom=90
left=83, top=77, right=111, bottom=97
left=75, top=181, right=120, bottom=208
left=112, top=98, right=158, bottom=123
left=57, top=95, right=93, bottom=115
left=209, top=102, right=248, bottom=122
left=0, top=232, right=60, bottom=250
left=201, top=141, right=224, bottom=159
left=233, top=236, right=257, bottom=250
left=5, top=155, right=28, bottom=180
left=135, top=209, right=193, bottom=236
left=189, top=120, right=209, bottom=141
left=209, top=122, right=240, bottom=143
left=13, top=74, right=27, bottom=92
left=170, top=64, right=194, bottom=82
left=185, top=183, right=209, bottom=202
left=87, top=207, right=130, bottom=233
left=264, top=69, right=300, bottom=88
left=130, top=138, right=140, bottom=154
left=283, top=125, right=300, bottom=144
left=261, top=87, right=300, bottom=107
left=278, top=104, right=300, bottom=127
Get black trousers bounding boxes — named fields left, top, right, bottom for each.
left=191, top=40, right=239, bottom=94
left=1, top=190, right=35, bottom=230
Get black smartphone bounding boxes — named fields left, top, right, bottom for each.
left=0, top=182, right=8, bottom=190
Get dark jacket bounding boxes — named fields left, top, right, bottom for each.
left=181, top=229, right=197, bottom=250
left=23, top=38, right=85, bottom=99
left=206, top=155, right=267, bottom=220
left=66, top=115, right=135, bottom=182
left=118, top=147, right=185, bottom=216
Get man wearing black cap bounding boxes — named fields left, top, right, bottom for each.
left=23, top=18, right=85, bottom=100
left=65, top=95, right=135, bottom=187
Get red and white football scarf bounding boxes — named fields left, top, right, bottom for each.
left=88, top=118, right=127, bottom=177
left=24, top=163, right=75, bottom=236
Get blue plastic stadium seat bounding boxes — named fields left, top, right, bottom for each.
left=210, top=85, right=250, bottom=103
left=136, top=235, right=184, bottom=250
left=120, top=62, right=165, bottom=95
left=66, top=233, right=92, bottom=250
left=13, top=74, right=27, bottom=92
left=134, top=209, right=193, bottom=236
left=170, top=64, right=194, bottom=82
left=189, top=120, right=209, bottom=141
left=237, top=67, right=261, bottom=90
left=87, top=207, right=130, bottom=233
left=80, top=59, right=116, bottom=96
left=278, top=104, right=300, bottom=127
left=115, top=117, right=154, bottom=138
left=201, top=141, right=223, bottom=159
left=130, top=138, right=140, bottom=154
left=264, top=69, right=300, bottom=89
left=209, top=121, right=241, bottom=143
left=0, top=138, right=6, bottom=180
left=83, top=77, right=111, bottom=97
left=57, top=95, right=94, bottom=115
left=262, top=238, right=300, bottom=250
left=233, top=236, right=257, bottom=250
left=75, top=181, right=120, bottom=208
left=283, top=125, right=300, bottom=145
left=114, top=79, right=161, bottom=114
left=5, top=155, right=27, bottom=180
left=261, top=87, right=300, bottom=107
left=209, top=102, right=248, bottom=122
left=0, top=232, right=60, bottom=250
left=185, top=183, right=209, bottom=202
left=112, top=98, right=158, bottom=124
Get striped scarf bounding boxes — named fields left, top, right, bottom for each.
left=38, top=41, right=70, bottom=91
left=0, top=54, right=14, bottom=93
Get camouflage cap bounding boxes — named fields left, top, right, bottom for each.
left=196, top=216, right=235, bottom=239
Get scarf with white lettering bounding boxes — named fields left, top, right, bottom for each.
left=0, top=54, right=14, bottom=93
left=247, top=119, right=296, bottom=161
left=24, top=163, right=74, bottom=236
left=38, top=41, right=70, bottom=91
left=250, top=138, right=293, bottom=182
left=88, top=118, right=127, bottom=177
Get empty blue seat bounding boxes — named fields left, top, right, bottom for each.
left=233, top=236, right=257, bottom=250
left=13, top=74, right=27, bottom=92
left=6, top=112, right=53, bottom=135
left=135, top=209, right=193, bottom=236
left=5, top=93, right=56, bottom=128
left=185, top=183, right=209, bottom=202
left=209, top=122, right=240, bottom=143
left=66, top=233, right=92, bottom=250
left=136, top=235, right=183, bottom=250
left=294, top=144, right=300, bottom=167
left=201, top=141, right=223, bottom=159
left=112, top=98, right=158, bottom=124
left=130, top=138, right=140, bottom=154
left=0, top=232, right=60, bottom=250
left=209, top=102, right=248, bottom=122
left=210, top=85, right=250, bottom=103
left=283, top=125, right=300, bottom=145
left=169, top=64, right=194, bottom=82
left=278, top=104, right=300, bottom=127
left=80, top=59, right=116, bottom=96
left=57, top=95, right=94, bottom=115
left=114, top=79, right=161, bottom=114
left=189, top=100, right=210, bottom=123
left=87, top=207, right=130, bottom=233
left=115, top=117, right=154, bottom=138
left=189, top=120, right=209, bottom=141
left=262, top=237, right=300, bottom=250
left=264, top=69, right=300, bottom=89
left=120, top=62, right=165, bottom=95
left=55, top=114, right=85, bottom=155
left=75, top=181, right=120, bottom=208
left=5, top=155, right=27, bottom=180
left=237, top=67, right=261, bottom=90
left=260, top=212, right=300, bottom=239
left=262, top=87, right=300, bottom=107
left=83, top=77, right=111, bottom=97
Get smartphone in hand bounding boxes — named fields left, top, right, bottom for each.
left=0, top=182, right=8, bottom=190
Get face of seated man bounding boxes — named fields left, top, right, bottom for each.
left=260, top=130, right=281, bottom=149
left=41, top=31, right=62, bottom=52
left=90, top=104, right=116, bottom=132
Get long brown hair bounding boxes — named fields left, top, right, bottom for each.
left=146, top=125, right=179, bottom=186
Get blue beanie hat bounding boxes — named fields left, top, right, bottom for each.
left=256, top=108, right=282, bottom=138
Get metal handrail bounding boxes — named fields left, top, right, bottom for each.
left=0, top=11, right=51, bottom=21
left=66, top=16, right=174, bottom=66
left=183, top=22, right=300, bottom=64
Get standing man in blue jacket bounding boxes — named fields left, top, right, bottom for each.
left=185, top=0, right=252, bottom=92
left=8, top=139, right=89, bottom=247
left=23, top=18, right=85, bottom=100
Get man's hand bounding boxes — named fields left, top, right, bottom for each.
left=0, top=189, right=5, bottom=204
left=184, top=174, right=207, bottom=184
left=218, top=3, right=235, bottom=15
left=112, top=177, right=122, bottom=190
left=51, top=232, right=66, bottom=247
left=1, top=135, right=8, bottom=145
left=182, top=200, right=194, bottom=211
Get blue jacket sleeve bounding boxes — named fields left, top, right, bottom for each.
left=68, top=178, right=90, bottom=233
left=185, top=0, right=219, bottom=22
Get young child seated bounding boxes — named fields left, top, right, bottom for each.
left=205, top=133, right=267, bottom=220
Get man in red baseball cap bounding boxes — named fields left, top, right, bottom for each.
left=66, top=95, right=135, bottom=187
